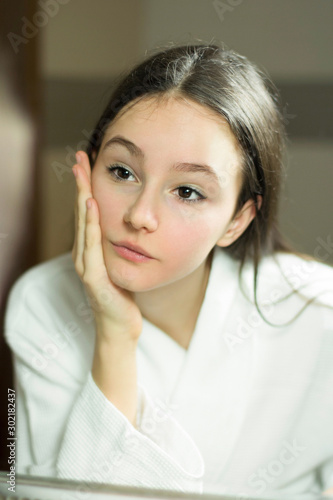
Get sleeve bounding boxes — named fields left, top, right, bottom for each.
left=4, top=275, right=204, bottom=493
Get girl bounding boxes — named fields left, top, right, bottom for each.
left=4, top=43, right=333, bottom=497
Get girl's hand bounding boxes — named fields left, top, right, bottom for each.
left=71, top=150, right=142, bottom=343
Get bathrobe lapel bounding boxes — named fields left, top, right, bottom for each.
left=169, top=246, right=240, bottom=403
left=138, top=246, right=240, bottom=405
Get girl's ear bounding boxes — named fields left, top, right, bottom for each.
left=216, top=196, right=262, bottom=248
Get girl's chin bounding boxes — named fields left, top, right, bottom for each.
left=105, top=264, right=158, bottom=293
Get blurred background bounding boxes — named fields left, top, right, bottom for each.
left=0, top=0, right=332, bottom=470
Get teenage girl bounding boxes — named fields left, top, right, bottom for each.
left=5, top=43, right=333, bottom=497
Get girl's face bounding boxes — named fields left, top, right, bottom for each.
left=91, top=96, right=249, bottom=292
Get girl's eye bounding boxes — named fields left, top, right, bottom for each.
left=106, top=166, right=206, bottom=204
left=176, top=186, right=206, bottom=203
left=107, top=164, right=136, bottom=181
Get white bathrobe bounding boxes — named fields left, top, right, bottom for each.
left=4, top=246, right=333, bottom=497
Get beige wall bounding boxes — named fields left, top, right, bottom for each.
left=279, top=141, right=333, bottom=263
left=43, top=0, right=333, bottom=81
left=42, top=0, right=144, bottom=78
left=140, top=0, right=333, bottom=81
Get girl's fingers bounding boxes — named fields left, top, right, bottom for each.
left=76, top=150, right=92, bottom=183
left=72, top=169, right=78, bottom=262
left=82, top=198, right=113, bottom=311
left=83, top=198, right=105, bottom=276
left=72, top=151, right=93, bottom=275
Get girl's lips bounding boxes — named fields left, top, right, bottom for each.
left=113, top=240, right=153, bottom=258
left=111, top=243, right=153, bottom=263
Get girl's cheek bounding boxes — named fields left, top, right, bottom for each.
left=165, top=196, right=207, bottom=223
left=168, top=202, right=221, bottom=234
left=97, top=193, right=124, bottom=229
left=167, top=211, right=219, bottom=246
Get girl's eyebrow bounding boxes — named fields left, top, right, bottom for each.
left=103, top=135, right=143, bottom=158
left=103, top=134, right=220, bottom=183
left=172, top=162, right=219, bottom=182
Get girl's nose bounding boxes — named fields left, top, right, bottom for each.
left=123, top=190, right=159, bottom=232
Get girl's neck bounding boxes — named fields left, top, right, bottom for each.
left=133, top=251, right=213, bottom=350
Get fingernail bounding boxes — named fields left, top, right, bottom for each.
left=75, top=152, right=82, bottom=164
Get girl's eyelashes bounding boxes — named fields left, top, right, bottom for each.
left=106, top=164, right=136, bottom=182
left=105, top=164, right=207, bottom=204
left=175, top=186, right=206, bottom=204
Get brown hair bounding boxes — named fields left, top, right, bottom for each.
left=86, top=43, right=299, bottom=323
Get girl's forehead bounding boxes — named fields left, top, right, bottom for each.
left=98, top=96, right=244, bottom=194
left=104, top=95, right=240, bottom=150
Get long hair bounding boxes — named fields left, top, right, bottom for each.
left=86, top=43, right=297, bottom=322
